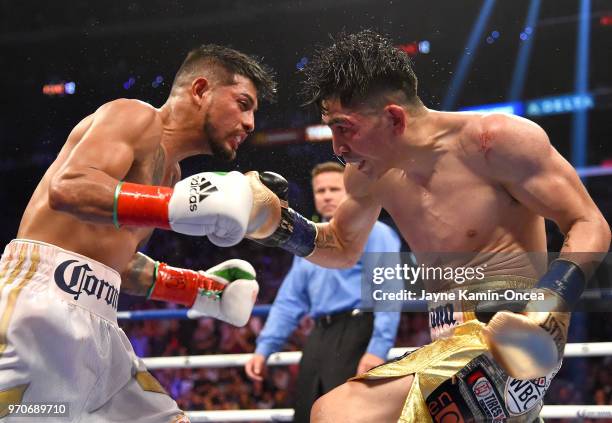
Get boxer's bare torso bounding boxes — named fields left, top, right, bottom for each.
left=17, top=99, right=180, bottom=272
left=378, top=128, right=542, bottom=249
left=311, top=102, right=605, bottom=279
left=368, top=112, right=546, bottom=275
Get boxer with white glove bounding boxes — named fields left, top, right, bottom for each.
left=187, top=259, right=259, bottom=326
left=114, top=171, right=252, bottom=246
left=146, top=254, right=258, bottom=327
left=482, top=259, right=586, bottom=380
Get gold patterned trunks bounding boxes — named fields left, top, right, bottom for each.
left=352, top=277, right=561, bottom=422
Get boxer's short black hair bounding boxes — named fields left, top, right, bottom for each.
left=173, top=44, right=277, bottom=102
left=301, top=30, right=419, bottom=113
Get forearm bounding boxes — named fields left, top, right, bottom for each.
left=49, top=167, right=118, bottom=223
left=50, top=167, right=172, bottom=229
left=308, top=195, right=381, bottom=267
left=120, top=252, right=227, bottom=306
left=120, top=252, right=156, bottom=296
left=559, top=216, right=611, bottom=279
left=51, top=170, right=253, bottom=240
left=526, top=215, right=610, bottom=313
left=248, top=170, right=379, bottom=265
left=306, top=222, right=364, bottom=268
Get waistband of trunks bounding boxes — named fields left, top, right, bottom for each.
left=2, top=239, right=121, bottom=323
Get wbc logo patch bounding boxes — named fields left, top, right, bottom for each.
left=504, top=361, right=561, bottom=415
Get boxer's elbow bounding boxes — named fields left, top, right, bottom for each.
left=48, top=169, right=83, bottom=212
left=311, top=250, right=359, bottom=269
left=564, top=212, right=612, bottom=252
left=597, top=216, right=611, bottom=250
left=583, top=211, right=611, bottom=251
left=48, top=176, right=70, bottom=212
left=326, top=244, right=361, bottom=269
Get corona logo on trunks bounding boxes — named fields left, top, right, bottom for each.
left=188, top=175, right=218, bottom=212
left=54, top=259, right=119, bottom=310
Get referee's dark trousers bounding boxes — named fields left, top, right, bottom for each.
left=293, top=310, right=374, bottom=423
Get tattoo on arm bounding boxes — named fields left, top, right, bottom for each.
left=563, top=233, right=571, bottom=249
left=121, top=252, right=156, bottom=296
left=151, top=147, right=166, bottom=186
left=315, top=225, right=341, bottom=250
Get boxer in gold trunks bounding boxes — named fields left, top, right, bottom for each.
left=243, top=30, right=610, bottom=422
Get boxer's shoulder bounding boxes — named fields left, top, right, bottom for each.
left=92, top=98, right=162, bottom=152
left=459, top=113, right=549, bottom=155
left=91, top=99, right=162, bottom=144
left=95, top=98, right=158, bottom=123
left=454, top=113, right=551, bottom=181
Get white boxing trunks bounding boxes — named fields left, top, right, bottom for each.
left=0, top=239, right=189, bottom=423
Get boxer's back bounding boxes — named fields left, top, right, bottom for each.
left=17, top=100, right=176, bottom=272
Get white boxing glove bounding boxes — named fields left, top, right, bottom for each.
left=169, top=171, right=253, bottom=245
left=114, top=171, right=252, bottom=246
left=186, top=259, right=259, bottom=327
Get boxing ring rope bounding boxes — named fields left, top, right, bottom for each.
left=118, top=305, right=272, bottom=321
left=182, top=406, right=611, bottom=421
left=121, top=306, right=612, bottom=420
left=140, top=342, right=612, bottom=370
left=142, top=343, right=612, bottom=419
left=141, top=345, right=612, bottom=419
left=575, top=165, right=612, bottom=177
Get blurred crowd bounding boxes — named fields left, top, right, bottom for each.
left=122, top=307, right=612, bottom=417
left=121, top=305, right=435, bottom=412
left=117, top=229, right=612, bottom=421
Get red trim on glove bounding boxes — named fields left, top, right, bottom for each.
left=116, top=182, right=173, bottom=229
left=149, top=263, right=226, bottom=307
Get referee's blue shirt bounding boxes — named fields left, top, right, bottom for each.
left=255, top=221, right=402, bottom=360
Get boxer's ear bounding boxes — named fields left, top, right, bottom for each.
left=384, top=105, right=406, bottom=136
left=191, top=77, right=210, bottom=105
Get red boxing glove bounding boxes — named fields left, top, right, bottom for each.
left=148, top=262, right=226, bottom=307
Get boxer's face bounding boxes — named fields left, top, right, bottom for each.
left=322, top=98, right=393, bottom=178
left=312, top=171, right=346, bottom=220
left=203, top=74, right=257, bottom=161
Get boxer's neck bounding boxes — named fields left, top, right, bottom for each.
left=158, top=95, right=213, bottom=161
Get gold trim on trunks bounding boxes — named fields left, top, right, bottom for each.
left=135, top=371, right=168, bottom=395
left=0, top=383, right=29, bottom=418
left=0, top=245, right=39, bottom=357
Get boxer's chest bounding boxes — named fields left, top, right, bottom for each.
left=125, top=146, right=179, bottom=188
left=379, top=166, right=513, bottom=252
